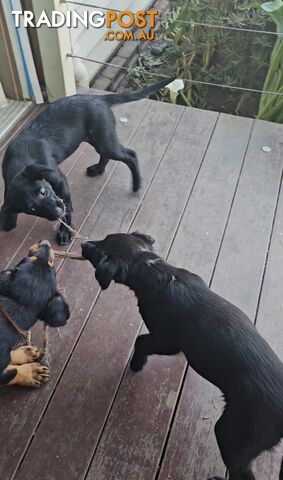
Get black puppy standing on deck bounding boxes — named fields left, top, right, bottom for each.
left=82, top=232, right=283, bottom=480
left=0, top=240, right=69, bottom=387
left=0, top=78, right=172, bottom=245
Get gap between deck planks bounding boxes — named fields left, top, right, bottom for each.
left=0, top=95, right=153, bottom=480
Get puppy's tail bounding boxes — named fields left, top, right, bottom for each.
left=102, top=76, right=176, bottom=107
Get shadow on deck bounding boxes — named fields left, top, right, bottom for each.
left=0, top=93, right=282, bottom=480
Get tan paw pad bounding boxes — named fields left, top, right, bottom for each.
left=9, top=363, right=50, bottom=388
left=10, top=346, right=41, bottom=365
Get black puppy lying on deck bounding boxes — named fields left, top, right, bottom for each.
left=82, top=232, right=283, bottom=480
left=0, top=240, right=69, bottom=387
left=0, top=78, right=172, bottom=245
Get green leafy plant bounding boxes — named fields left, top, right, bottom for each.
left=125, top=0, right=275, bottom=119
left=256, top=0, right=283, bottom=122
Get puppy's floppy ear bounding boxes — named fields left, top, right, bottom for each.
left=22, top=164, right=51, bottom=181
left=95, top=256, right=125, bottom=290
left=132, top=231, right=155, bottom=246
left=41, top=293, right=70, bottom=327
left=22, top=164, right=60, bottom=188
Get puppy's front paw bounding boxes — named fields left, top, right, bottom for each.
left=0, top=211, right=17, bottom=231
left=56, top=226, right=73, bottom=245
left=86, top=164, right=104, bottom=177
left=10, top=363, right=50, bottom=388
left=10, top=345, right=41, bottom=365
left=130, top=354, right=147, bottom=372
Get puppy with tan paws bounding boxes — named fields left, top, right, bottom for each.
left=0, top=240, right=70, bottom=387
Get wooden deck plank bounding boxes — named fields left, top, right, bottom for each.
left=211, top=120, right=283, bottom=317
left=252, top=120, right=283, bottom=479
left=158, top=119, right=283, bottom=480
left=14, top=106, right=215, bottom=480
left=127, top=109, right=219, bottom=255
left=168, top=115, right=253, bottom=282
left=83, top=114, right=254, bottom=480
left=0, top=99, right=152, bottom=480
left=12, top=100, right=184, bottom=480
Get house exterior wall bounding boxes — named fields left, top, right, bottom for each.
left=69, top=0, right=152, bottom=83
left=0, top=8, right=21, bottom=99
left=31, top=0, right=76, bottom=101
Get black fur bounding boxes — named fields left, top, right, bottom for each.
left=0, top=78, right=173, bottom=245
left=81, top=232, right=283, bottom=480
left=0, top=240, right=69, bottom=385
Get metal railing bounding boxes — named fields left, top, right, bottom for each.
left=63, top=0, right=283, bottom=98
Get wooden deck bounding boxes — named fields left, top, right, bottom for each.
left=0, top=95, right=283, bottom=480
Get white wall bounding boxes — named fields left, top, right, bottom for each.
left=68, top=0, right=151, bottom=82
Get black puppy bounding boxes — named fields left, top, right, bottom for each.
left=82, top=232, right=283, bottom=480
left=0, top=240, right=70, bottom=387
left=0, top=78, right=173, bottom=245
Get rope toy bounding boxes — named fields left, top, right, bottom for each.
left=53, top=250, right=86, bottom=260
left=54, top=218, right=88, bottom=241
left=52, top=198, right=88, bottom=241
left=23, top=324, right=51, bottom=368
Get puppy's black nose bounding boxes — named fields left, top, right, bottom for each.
left=81, top=241, right=98, bottom=259
left=55, top=206, right=64, bottom=218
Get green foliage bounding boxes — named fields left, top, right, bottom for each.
left=261, top=0, right=283, bottom=33
left=126, top=0, right=276, bottom=119
left=256, top=1, right=283, bottom=122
